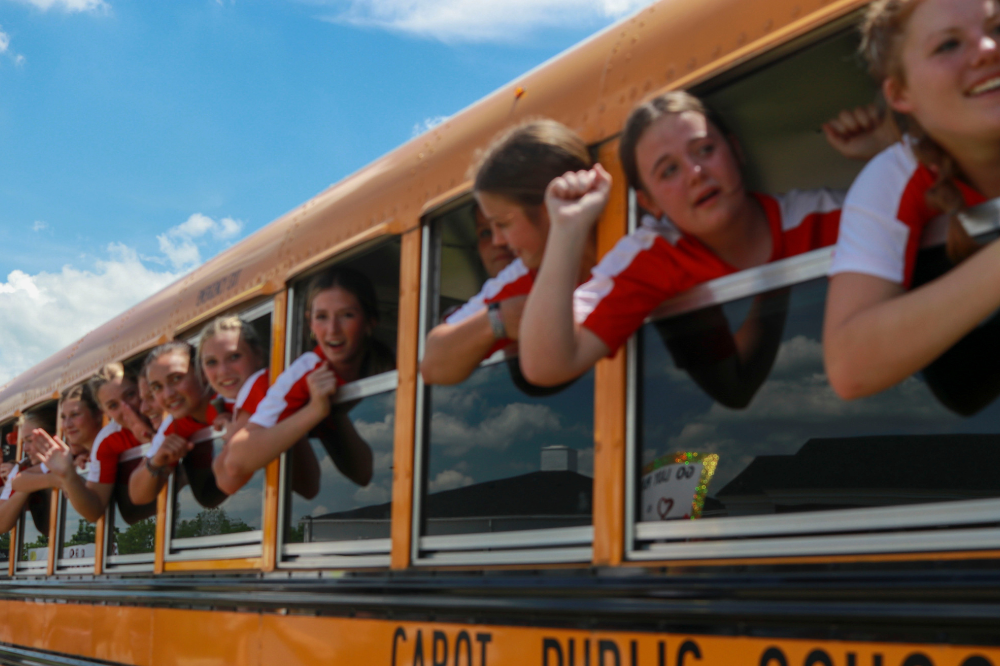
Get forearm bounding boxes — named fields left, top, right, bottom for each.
left=61, top=474, right=107, bottom=523
left=290, top=438, right=320, bottom=500
left=128, top=465, right=167, bottom=505
left=316, top=413, right=373, bottom=487
left=420, top=314, right=497, bottom=385
left=212, top=444, right=254, bottom=496
left=225, top=405, right=326, bottom=479
left=0, top=493, right=29, bottom=533
left=825, top=241, right=1000, bottom=399
left=520, top=224, right=600, bottom=385
left=11, top=471, right=59, bottom=493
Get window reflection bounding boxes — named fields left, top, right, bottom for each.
left=638, top=277, right=1000, bottom=520
left=171, top=435, right=263, bottom=541
left=19, top=493, right=49, bottom=564
left=59, top=495, right=95, bottom=562
left=423, top=362, right=594, bottom=536
left=284, top=390, right=395, bottom=543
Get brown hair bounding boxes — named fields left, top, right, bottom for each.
left=196, top=315, right=265, bottom=372
left=619, top=90, right=734, bottom=194
left=861, top=0, right=979, bottom=264
left=17, top=409, right=55, bottom=435
left=142, top=340, right=198, bottom=382
left=472, top=119, right=591, bottom=221
left=87, top=363, right=130, bottom=407
left=305, top=266, right=380, bottom=324
left=60, top=384, right=101, bottom=421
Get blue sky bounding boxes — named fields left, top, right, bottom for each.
left=0, top=0, right=648, bottom=384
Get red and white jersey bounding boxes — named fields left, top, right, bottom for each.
left=830, top=140, right=985, bottom=287
left=147, top=398, right=226, bottom=459
left=87, top=426, right=141, bottom=484
left=444, top=258, right=535, bottom=357
left=0, top=463, right=20, bottom=501
left=234, top=368, right=269, bottom=417
left=250, top=346, right=338, bottom=429
left=575, top=189, right=843, bottom=354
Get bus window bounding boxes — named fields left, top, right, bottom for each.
left=164, top=304, right=273, bottom=562
left=103, top=445, right=156, bottom=571
left=0, top=419, right=15, bottom=570
left=14, top=402, right=57, bottom=576
left=279, top=237, right=399, bottom=567
left=416, top=201, right=594, bottom=565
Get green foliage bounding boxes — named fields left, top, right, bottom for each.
left=65, top=519, right=96, bottom=547
left=173, top=508, right=252, bottom=539
left=285, top=521, right=305, bottom=544
left=112, top=518, right=156, bottom=556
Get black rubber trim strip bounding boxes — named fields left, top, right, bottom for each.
left=0, top=643, right=126, bottom=666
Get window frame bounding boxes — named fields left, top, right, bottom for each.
left=411, top=200, right=596, bottom=568
left=626, top=199, right=1000, bottom=563
left=161, top=298, right=275, bottom=563
left=274, top=237, right=403, bottom=570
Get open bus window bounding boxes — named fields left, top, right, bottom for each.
left=416, top=200, right=594, bottom=565
left=0, top=418, right=16, bottom=569
left=632, top=232, right=1000, bottom=558
left=14, top=401, right=57, bottom=575
left=280, top=236, right=400, bottom=567
left=164, top=304, right=272, bottom=561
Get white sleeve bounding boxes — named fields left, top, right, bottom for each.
left=443, top=259, right=529, bottom=325
left=0, top=464, right=20, bottom=501
left=248, top=353, right=319, bottom=429
left=146, top=415, right=174, bottom=459
left=829, top=142, right=921, bottom=284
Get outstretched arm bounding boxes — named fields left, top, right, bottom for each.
left=824, top=239, right=1000, bottom=399
left=520, top=166, right=613, bottom=386
left=421, top=297, right=524, bottom=385
left=222, top=366, right=338, bottom=491
left=0, top=492, right=30, bottom=534
left=128, top=434, right=192, bottom=505
left=34, top=430, right=111, bottom=523
left=11, top=466, right=60, bottom=493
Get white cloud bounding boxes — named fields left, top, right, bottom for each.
left=0, top=244, right=180, bottom=385
left=0, top=28, right=9, bottom=53
left=0, top=24, right=25, bottom=66
left=156, top=213, right=244, bottom=270
left=353, top=482, right=390, bottom=504
left=430, top=402, right=561, bottom=456
left=14, top=54, right=24, bottom=66
left=0, top=213, right=246, bottom=386
left=10, top=0, right=110, bottom=12
left=354, top=413, right=394, bottom=452
left=428, top=468, right=474, bottom=493
left=318, top=0, right=653, bottom=42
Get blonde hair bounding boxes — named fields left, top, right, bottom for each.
left=17, top=409, right=55, bottom=435
left=196, top=315, right=265, bottom=371
left=87, top=363, right=129, bottom=407
left=861, top=0, right=979, bottom=264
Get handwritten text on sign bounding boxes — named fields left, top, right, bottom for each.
left=641, top=461, right=703, bottom=521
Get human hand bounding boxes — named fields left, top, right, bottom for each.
left=306, top=365, right=338, bottom=419
left=212, top=412, right=233, bottom=432
left=33, top=429, right=74, bottom=478
left=151, top=434, right=192, bottom=468
left=544, top=164, right=613, bottom=234
left=822, top=104, right=898, bottom=161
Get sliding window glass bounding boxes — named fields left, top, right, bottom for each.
left=631, top=212, right=1000, bottom=560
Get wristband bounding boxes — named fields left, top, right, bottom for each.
left=144, top=457, right=170, bottom=478
left=486, top=302, right=507, bottom=340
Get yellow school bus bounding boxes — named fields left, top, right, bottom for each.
left=1, top=0, right=999, bottom=663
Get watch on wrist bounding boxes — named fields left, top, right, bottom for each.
left=486, top=302, right=507, bottom=340
left=144, top=457, right=170, bottom=478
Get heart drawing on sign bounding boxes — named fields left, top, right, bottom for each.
left=657, top=497, right=674, bottom=519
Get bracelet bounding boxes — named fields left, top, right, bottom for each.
left=144, top=457, right=170, bottom=478
left=486, top=302, right=507, bottom=339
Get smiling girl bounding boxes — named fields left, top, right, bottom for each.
left=128, top=341, right=227, bottom=506
left=518, top=92, right=894, bottom=387
left=223, top=267, right=393, bottom=490
left=420, top=120, right=596, bottom=386
left=824, top=0, right=1000, bottom=401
